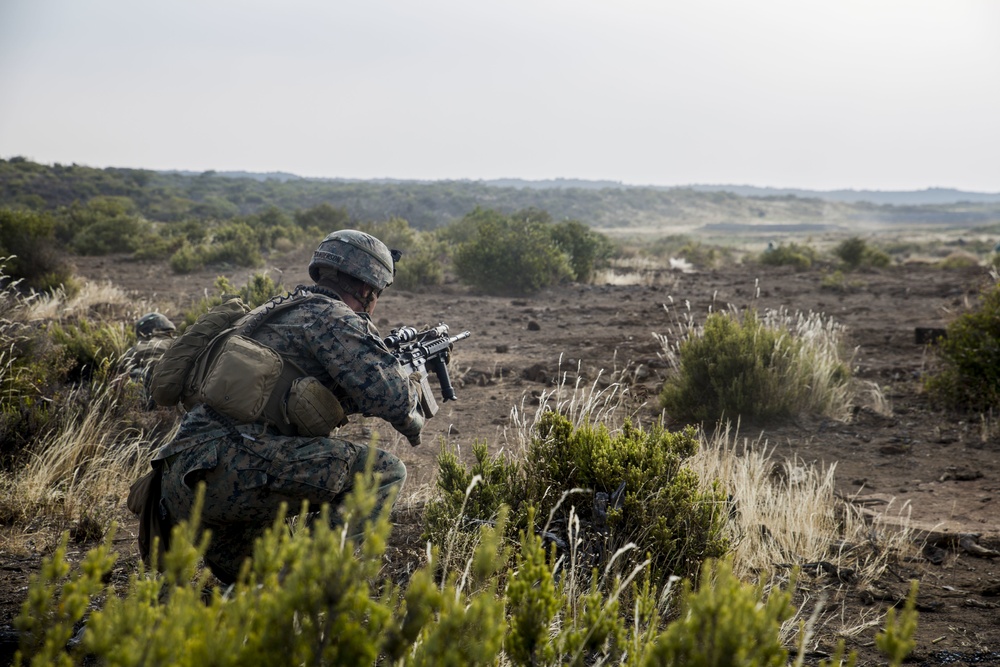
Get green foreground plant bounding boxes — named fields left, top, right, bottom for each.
left=15, top=486, right=918, bottom=667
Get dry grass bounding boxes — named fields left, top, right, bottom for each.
left=0, top=373, right=176, bottom=553
left=594, top=256, right=683, bottom=287
left=23, top=278, right=136, bottom=323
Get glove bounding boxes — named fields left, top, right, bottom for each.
left=406, top=431, right=422, bottom=448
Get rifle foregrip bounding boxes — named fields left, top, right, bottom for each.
left=428, top=356, right=457, bottom=402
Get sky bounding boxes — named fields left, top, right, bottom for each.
left=1, top=0, right=999, bottom=192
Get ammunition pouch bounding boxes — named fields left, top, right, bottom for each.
left=284, top=376, right=347, bottom=437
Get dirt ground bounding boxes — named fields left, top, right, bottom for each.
left=2, top=247, right=999, bottom=665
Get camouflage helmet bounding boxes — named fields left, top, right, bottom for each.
left=308, top=230, right=397, bottom=292
left=135, top=312, right=175, bottom=339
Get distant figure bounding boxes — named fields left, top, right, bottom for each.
left=993, top=241, right=1000, bottom=254
left=765, top=241, right=776, bottom=254
left=122, top=312, right=176, bottom=407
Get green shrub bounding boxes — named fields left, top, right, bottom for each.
left=549, top=220, right=614, bottom=283
left=14, top=479, right=509, bottom=666
left=875, top=580, right=920, bottom=665
left=453, top=215, right=572, bottom=295
left=0, top=208, right=74, bottom=292
left=70, top=215, right=152, bottom=255
left=60, top=196, right=155, bottom=255
left=48, top=319, right=131, bottom=382
left=12, top=477, right=919, bottom=667
left=437, top=206, right=506, bottom=246
left=426, top=413, right=728, bottom=584
left=936, top=251, right=980, bottom=270
left=660, top=309, right=852, bottom=424
left=820, top=270, right=865, bottom=293
left=169, top=221, right=268, bottom=273
left=530, top=413, right=728, bottom=581
left=244, top=206, right=310, bottom=250
left=641, top=559, right=794, bottom=667
left=505, top=508, right=627, bottom=666
left=132, top=232, right=185, bottom=261
left=925, top=280, right=1000, bottom=410
left=834, top=236, right=891, bottom=269
left=0, top=323, right=68, bottom=463
left=168, top=240, right=205, bottom=274
left=204, top=221, right=264, bottom=267
left=758, top=242, right=816, bottom=269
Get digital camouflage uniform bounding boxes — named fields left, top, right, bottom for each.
left=155, top=287, right=422, bottom=582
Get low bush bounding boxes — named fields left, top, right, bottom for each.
left=642, top=559, right=793, bottom=667
left=203, top=221, right=264, bottom=267
left=168, top=240, right=204, bottom=273
left=659, top=308, right=852, bottom=424
left=549, top=219, right=615, bottom=283
left=757, top=242, right=817, bottom=270
left=925, top=280, right=1000, bottom=411
left=834, top=236, right=891, bottom=269
left=425, top=412, right=729, bottom=584
left=48, top=319, right=131, bottom=383
left=936, top=250, right=980, bottom=270
left=453, top=213, right=573, bottom=295
left=0, top=208, right=75, bottom=292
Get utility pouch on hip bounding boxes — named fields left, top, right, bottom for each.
left=285, top=376, right=347, bottom=436
left=198, top=334, right=283, bottom=422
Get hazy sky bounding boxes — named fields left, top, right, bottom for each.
left=1, top=0, right=998, bottom=192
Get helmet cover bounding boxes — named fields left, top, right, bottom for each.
left=308, top=229, right=396, bottom=291
left=135, top=312, right=176, bottom=339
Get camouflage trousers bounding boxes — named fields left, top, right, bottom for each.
left=158, top=405, right=406, bottom=583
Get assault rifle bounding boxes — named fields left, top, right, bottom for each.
left=385, top=324, right=471, bottom=418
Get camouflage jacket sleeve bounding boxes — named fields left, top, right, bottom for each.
left=300, top=300, right=424, bottom=439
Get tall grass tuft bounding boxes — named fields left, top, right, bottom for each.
left=2, top=374, right=169, bottom=529
left=657, top=302, right=856, bottom=424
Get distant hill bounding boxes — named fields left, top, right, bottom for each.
left=681, top=184, right=1000, bottom=206
left=163, top=169, right=305, bottom=183
left=2, top=157, right=999, bottom=234
left=178, top=172, right=1000, bottom=206
left=480, top=180, right=1000, bottom=207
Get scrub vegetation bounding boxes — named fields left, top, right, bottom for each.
left=7, top=160, right=1000, bottom=664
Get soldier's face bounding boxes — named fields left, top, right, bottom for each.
left=364, top=292, right=379, bottom=315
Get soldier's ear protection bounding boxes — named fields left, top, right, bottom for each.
left=390, top=249, right=402, bottom=276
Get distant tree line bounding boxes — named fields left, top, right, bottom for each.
left=5, top=157, right=998, bottom=232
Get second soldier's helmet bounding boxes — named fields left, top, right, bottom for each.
left=308, top=230, right=398, bottom=292
left=135, top=312, right=176, bottom=340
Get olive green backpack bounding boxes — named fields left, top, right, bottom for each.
left=149, top=289, right=346, bottom=436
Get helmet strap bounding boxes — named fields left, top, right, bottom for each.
left=316, top=272, right=379, bottom=312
